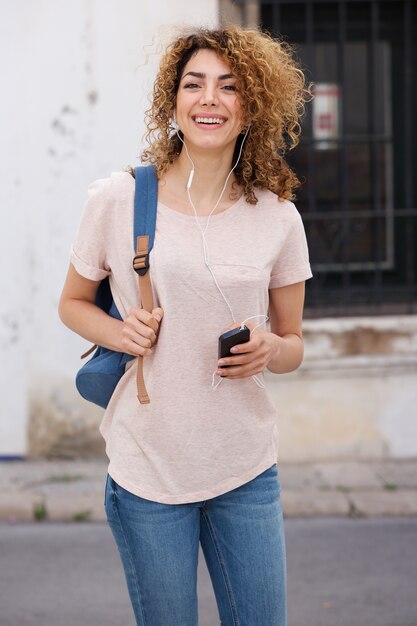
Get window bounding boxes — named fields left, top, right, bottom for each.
left=260, top=0, right=417, bottom=316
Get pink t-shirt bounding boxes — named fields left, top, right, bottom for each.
left=70, top=171, right=312, bottom=504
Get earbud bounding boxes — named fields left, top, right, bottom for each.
left=172, top=112, right=180, bottom=131
left=175, top=127, right=195, bottom=190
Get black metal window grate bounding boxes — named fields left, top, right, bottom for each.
left=255, top=0, right=417, bottom=317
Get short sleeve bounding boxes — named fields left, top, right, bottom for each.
left=70, top=178, right=113, bottom=281
left=269, top=206, right=313, bottom=289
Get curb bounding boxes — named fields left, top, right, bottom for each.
left=2, top=489, right=417, bottom=524
left=1, top=459, right=417, bottom=522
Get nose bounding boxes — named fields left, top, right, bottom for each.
left=199, top=85, right=218, bottom=107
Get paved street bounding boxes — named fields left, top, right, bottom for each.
left=1, top=518, right=416, bottom=626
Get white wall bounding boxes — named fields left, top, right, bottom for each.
left=1, top=0, right=218, bottom=456
left=269, top=316, right=417, bottom=461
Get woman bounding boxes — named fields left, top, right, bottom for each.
left=59, top=26, right=312, bottom=626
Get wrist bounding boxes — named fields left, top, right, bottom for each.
left=108, top=317, right=126, bottom=353
left=266, top=332, right=281, bottom=367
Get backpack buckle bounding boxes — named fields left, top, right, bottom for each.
left=133, top=253, right=150, bottom=276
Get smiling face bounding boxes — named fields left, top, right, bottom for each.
left=175, top=48, right=243, bottom=153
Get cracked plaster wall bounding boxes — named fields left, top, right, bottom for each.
left=2, top=0, right=217, bottom=457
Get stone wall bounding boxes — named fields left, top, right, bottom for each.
left=269, top=315, right=417, bottom=461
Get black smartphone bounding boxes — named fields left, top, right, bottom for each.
left=218, top=325, right=250, bottom=364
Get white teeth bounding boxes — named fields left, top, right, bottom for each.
left=194, top=117, right=224, bottom=124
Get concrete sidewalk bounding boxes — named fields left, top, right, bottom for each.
left=1, top=458, right=417, bottom=523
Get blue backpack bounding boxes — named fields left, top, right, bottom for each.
left=76, top=165, right=158, bottom=409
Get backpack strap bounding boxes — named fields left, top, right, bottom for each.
left=132, top=165, right=158, bottom=405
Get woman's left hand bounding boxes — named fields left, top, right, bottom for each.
left=216, top=322, right=280, bottom=379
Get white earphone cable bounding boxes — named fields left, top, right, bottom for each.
left=212, top=314, right=269, bottom=390
left=175, top=125, right=267, bottom=390
left=178, top=128, right=249, bottom=323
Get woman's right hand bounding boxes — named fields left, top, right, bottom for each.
left=121, top=307, right=164, bottom=357
left=59, top=265, right=164, bottom=356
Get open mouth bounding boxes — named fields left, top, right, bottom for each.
left=192, top=116, right=226, bottom=126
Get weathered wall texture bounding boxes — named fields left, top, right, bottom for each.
left=26, top=315, right=417, bottom=461
left=2, top=0, right=218, bottom=457
left=3, top=4, right=416, bottom=462
left=269, top=316, right=417, bottom=461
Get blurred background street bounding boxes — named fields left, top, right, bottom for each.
left=1, top=518, right=416, bottom=626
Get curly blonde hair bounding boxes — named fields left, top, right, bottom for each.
left=142, top=26, right=311, bottom=203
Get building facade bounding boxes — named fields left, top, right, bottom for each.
left=2, top=0, right=416, bottom=460
left=255, top=0, right=417, bottom=459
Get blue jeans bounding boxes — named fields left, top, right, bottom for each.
left=104, top=464, right=286, bottom=626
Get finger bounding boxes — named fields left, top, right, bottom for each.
left=152, top=307, right=164, bottom=323
left=218, top=363, right=264, bottom=378
left=228, top=338, right=259, bottom=355
left=217, top=365, right=248, bottom=377
left=123, top=325, right=155, bottom=348
left=226, top=371, right=260, bottom=379
left=218, top=342, right=258, bottom=369
left=123, top=320, right=156, bottom=347
left=127, top=310, right=158, bottom=337
left=129, top=307, right=159, bottom=332
left=127, top=321, right=156, bottom=345
left=218, top=352, right=253, bottom=368
left=216, top=358, right=265, bottom=378
left=122, top=336, right=153, bottom=357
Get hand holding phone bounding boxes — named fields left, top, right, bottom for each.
left=218, top=325, right=250, bottom=364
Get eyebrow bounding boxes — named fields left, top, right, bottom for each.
left=182, top=71, right=235, bottom=81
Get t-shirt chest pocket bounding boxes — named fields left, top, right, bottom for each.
left=152, top=222, right=270, bottom=306
left=207, top=260, right=269, bottom=302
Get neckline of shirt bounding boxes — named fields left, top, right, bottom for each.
left=157, top=193, right=245, bottom=220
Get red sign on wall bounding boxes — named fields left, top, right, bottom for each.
left=313, top=83, right=340, bottom=149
